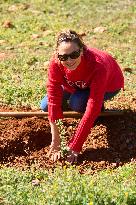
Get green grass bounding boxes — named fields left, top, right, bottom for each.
left=0, top=163, right=136, bottom=205
left=0, top=0, right=136, bottom=107
left=0, top=0, right=136, bottom=204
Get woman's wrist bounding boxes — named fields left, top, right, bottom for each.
left=67, top=147, right=79, bottom=156
left=50, top=121, right=60, bottom=139
left=49, top=121, right=61, bottom=151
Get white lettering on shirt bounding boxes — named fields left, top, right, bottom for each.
left=64, top=77, right=88, bottom=89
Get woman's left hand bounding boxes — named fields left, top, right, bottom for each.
left=66, top=149, right=79, bottom=164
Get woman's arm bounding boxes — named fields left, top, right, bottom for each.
left=50, top=122, right=60, bottom=147
left=47, top=60, right=64, bottom=122
left=48, top=122, right=61, bottom=161
left=68, top=65, right=108, bottom=153
left=47, top=60, right=63, bottom=161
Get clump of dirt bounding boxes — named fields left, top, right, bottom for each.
left=0, top=108, right=136, bottom=174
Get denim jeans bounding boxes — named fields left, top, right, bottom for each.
left=40, top=88, right=120, bottom=113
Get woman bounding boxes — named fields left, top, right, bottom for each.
left=40, top=30, right=124, bottom=163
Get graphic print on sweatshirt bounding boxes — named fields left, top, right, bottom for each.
left=64, top=77, right=88, bottom=89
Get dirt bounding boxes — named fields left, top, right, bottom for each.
left=0, top=105, right=136, bottom=174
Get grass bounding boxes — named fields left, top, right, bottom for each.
left=0, top=0, right=136, bottom=204
left=0, top=163, right=136, bottom=205
left=0, top=0, right=136, bottom=107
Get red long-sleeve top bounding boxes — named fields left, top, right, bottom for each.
left=47, top=47, right=124, bottom=152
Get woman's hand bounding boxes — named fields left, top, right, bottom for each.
left=48, top=139, right=61, bottom=161
left=66, top=149, right=79, bottom=164
left=48, top=121, right=61, bottom=161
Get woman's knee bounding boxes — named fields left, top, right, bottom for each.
left=40, top=95, right=48, bottom=111
left=69, top=90, right=89, bottom=113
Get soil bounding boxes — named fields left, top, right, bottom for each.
left=0, top=104, right=136, bottom=174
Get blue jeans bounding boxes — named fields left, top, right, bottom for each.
left=40, top=88, right=120, bottom=113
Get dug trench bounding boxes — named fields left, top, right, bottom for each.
left=0, top=111, right=136, bottom=174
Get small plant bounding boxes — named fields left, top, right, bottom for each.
left=56, top=119, right=68, bottom=158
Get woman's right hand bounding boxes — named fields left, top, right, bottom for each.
left=48, top=139, right=61, bottom=161
left=48, top=121, right=61, bottom=161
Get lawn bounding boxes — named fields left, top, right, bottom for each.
left=0, top=0, right=136, bottom=204
left=0, top=0, right=135, bottom=107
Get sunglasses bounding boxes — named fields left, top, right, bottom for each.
left=58, top=49, right=81, bottom=61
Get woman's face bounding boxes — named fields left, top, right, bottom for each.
left=57, top=41, right=82, bottom=70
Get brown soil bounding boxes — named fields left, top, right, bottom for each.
left=0, top=106, right=136, bottom=174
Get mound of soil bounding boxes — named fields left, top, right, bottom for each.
left=0, top=108, right=136, bottom=174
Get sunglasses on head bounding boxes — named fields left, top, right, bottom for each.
left=58, top=49, right=81, bottom=61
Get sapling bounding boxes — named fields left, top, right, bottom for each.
left=56, top=119, right=68, bottom=158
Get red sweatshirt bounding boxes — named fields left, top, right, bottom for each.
left=47, top=47, right=124, bottom=152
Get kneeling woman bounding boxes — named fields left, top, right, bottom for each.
left=40, top=30, right=124, bottom=163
